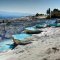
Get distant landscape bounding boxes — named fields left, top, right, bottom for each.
left=0, top=11, right=33, bottom=19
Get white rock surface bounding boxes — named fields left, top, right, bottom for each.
left=0, top=27, right=60, bottom=60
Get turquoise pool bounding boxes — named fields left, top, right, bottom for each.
left=25, top=27, right=36, bottom=31
left=0, top=34, right=32, bottom=52
left=12, top=33, right=32, bottom=40
left=0, top=39, right=14, bottom=52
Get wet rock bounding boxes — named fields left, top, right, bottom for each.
left=46, top=47, right=59, bottom=54
left=13, top=45, right=25, bottom=54
left=56, top=58, right=60, bottom=60
left=42, top=58, right=48, bottom=60
left=52, top=47, right=59, bottom=53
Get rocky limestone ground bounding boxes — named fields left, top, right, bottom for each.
left=0, top=27, right=60, bottom=60
left=0, top=19, right=41, bottom=40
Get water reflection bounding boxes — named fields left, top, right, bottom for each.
left=0, top=39, right=15, bottom=52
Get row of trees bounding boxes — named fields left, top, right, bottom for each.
left=35, top=13, right=44, bottom=16
left=46, top=8, right=60, bottom=18
left=35, top=8, right=60, bottom=19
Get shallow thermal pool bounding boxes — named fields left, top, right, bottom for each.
left=0, top=39, right=14, bottom=52
left=25, top=27, right=36, bottom=31
left=12, top=33, right=32, bottom=40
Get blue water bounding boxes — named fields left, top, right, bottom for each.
left=45, top=20, right=56, bottom=25
left=25, top=27, right=36, bottom=31
left=0, top=39, right=14, bottom=52
left=12, top=33, right=32, bottom=40
left=0, top=34, right=32, bottom=52
left=0, top=19, right=57, bottom=52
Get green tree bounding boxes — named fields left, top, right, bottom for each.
left=47, top=8, right=50, bottom=15
left=46, top=8, right=51, bottom=18
left=51, top=9, right=60, bottom=18
left=35, top=13, right=39, bottom=16
left=53, top=9, right=59, bottom=12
